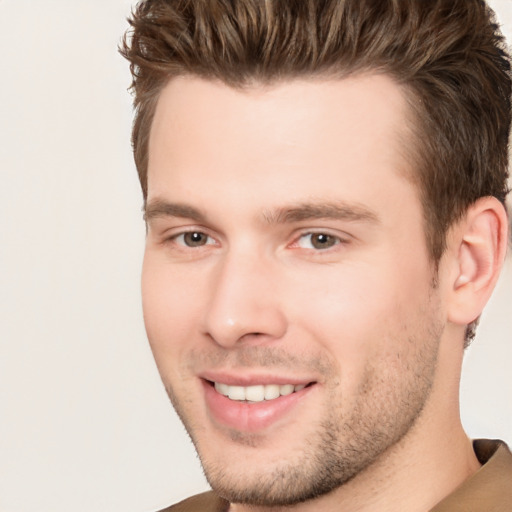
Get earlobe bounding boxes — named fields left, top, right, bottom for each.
left=447, top=197, right=508, bottom=327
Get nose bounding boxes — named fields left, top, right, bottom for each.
left=202, top=251, right=288, bottom=348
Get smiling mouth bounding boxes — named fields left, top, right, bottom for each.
left=211, top=382, right=312, bottom=402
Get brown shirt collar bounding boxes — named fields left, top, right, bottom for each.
left=429, top=439, right=512, bottom=511
left=161, top=439, right=512, bottom=512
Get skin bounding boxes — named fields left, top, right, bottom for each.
left=142, top=75, right=503, bottom=511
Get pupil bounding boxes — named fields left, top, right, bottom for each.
left=313, top=234, right=333, bottom=249
left=185, top=232, right=205, bottom=246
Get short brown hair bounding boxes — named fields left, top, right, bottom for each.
left=121, top=0, right=510, bottom=264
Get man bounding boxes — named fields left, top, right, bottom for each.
left=121, top=1, right=512, bottom=510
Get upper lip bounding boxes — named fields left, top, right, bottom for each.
left=200, top=370, right=316, bottom=387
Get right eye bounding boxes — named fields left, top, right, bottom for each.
left=174, top=231, right=215, bottom=247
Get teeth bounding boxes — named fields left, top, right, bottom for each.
left=228, top=386, right=245, bottom=401
left=264, top=384, right=280, bottom=400
left=280, top=384, right=295, bottom=396
left=214, top=382, right=308, bottom=402
left=215, top=382, right=229, bottom=396
left=245, top=385, right=264, bottom=402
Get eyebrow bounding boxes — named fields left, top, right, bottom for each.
left=144, top=200, right=207, bottom=223
left=144, top=199, right=380, bottom=226
left=261, top=202, right=380, bottom=225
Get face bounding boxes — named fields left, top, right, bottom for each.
left=143, top=75, right=444, bottom=506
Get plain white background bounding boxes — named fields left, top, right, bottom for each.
left=0, top=1, right=511, bottom=511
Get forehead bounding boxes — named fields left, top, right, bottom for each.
left=147, top=74, right=416, bottom=213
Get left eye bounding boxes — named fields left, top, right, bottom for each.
left=175, top=231, right=214, bottom=247
left=297, top=233, right=340, bottom=250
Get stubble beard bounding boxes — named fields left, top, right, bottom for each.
left=165, top=314, right=442, bottom=508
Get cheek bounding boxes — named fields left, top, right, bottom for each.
left=141, top=253, right=206, bottom=370
left=287, top=262, right=394, bottom=337
left=287, top=259, right=433, bottom=377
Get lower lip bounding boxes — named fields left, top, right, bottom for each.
left=202, top=381, right=312, bottom=432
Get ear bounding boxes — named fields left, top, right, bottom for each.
left=446, top=197, right=509, bottom=327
